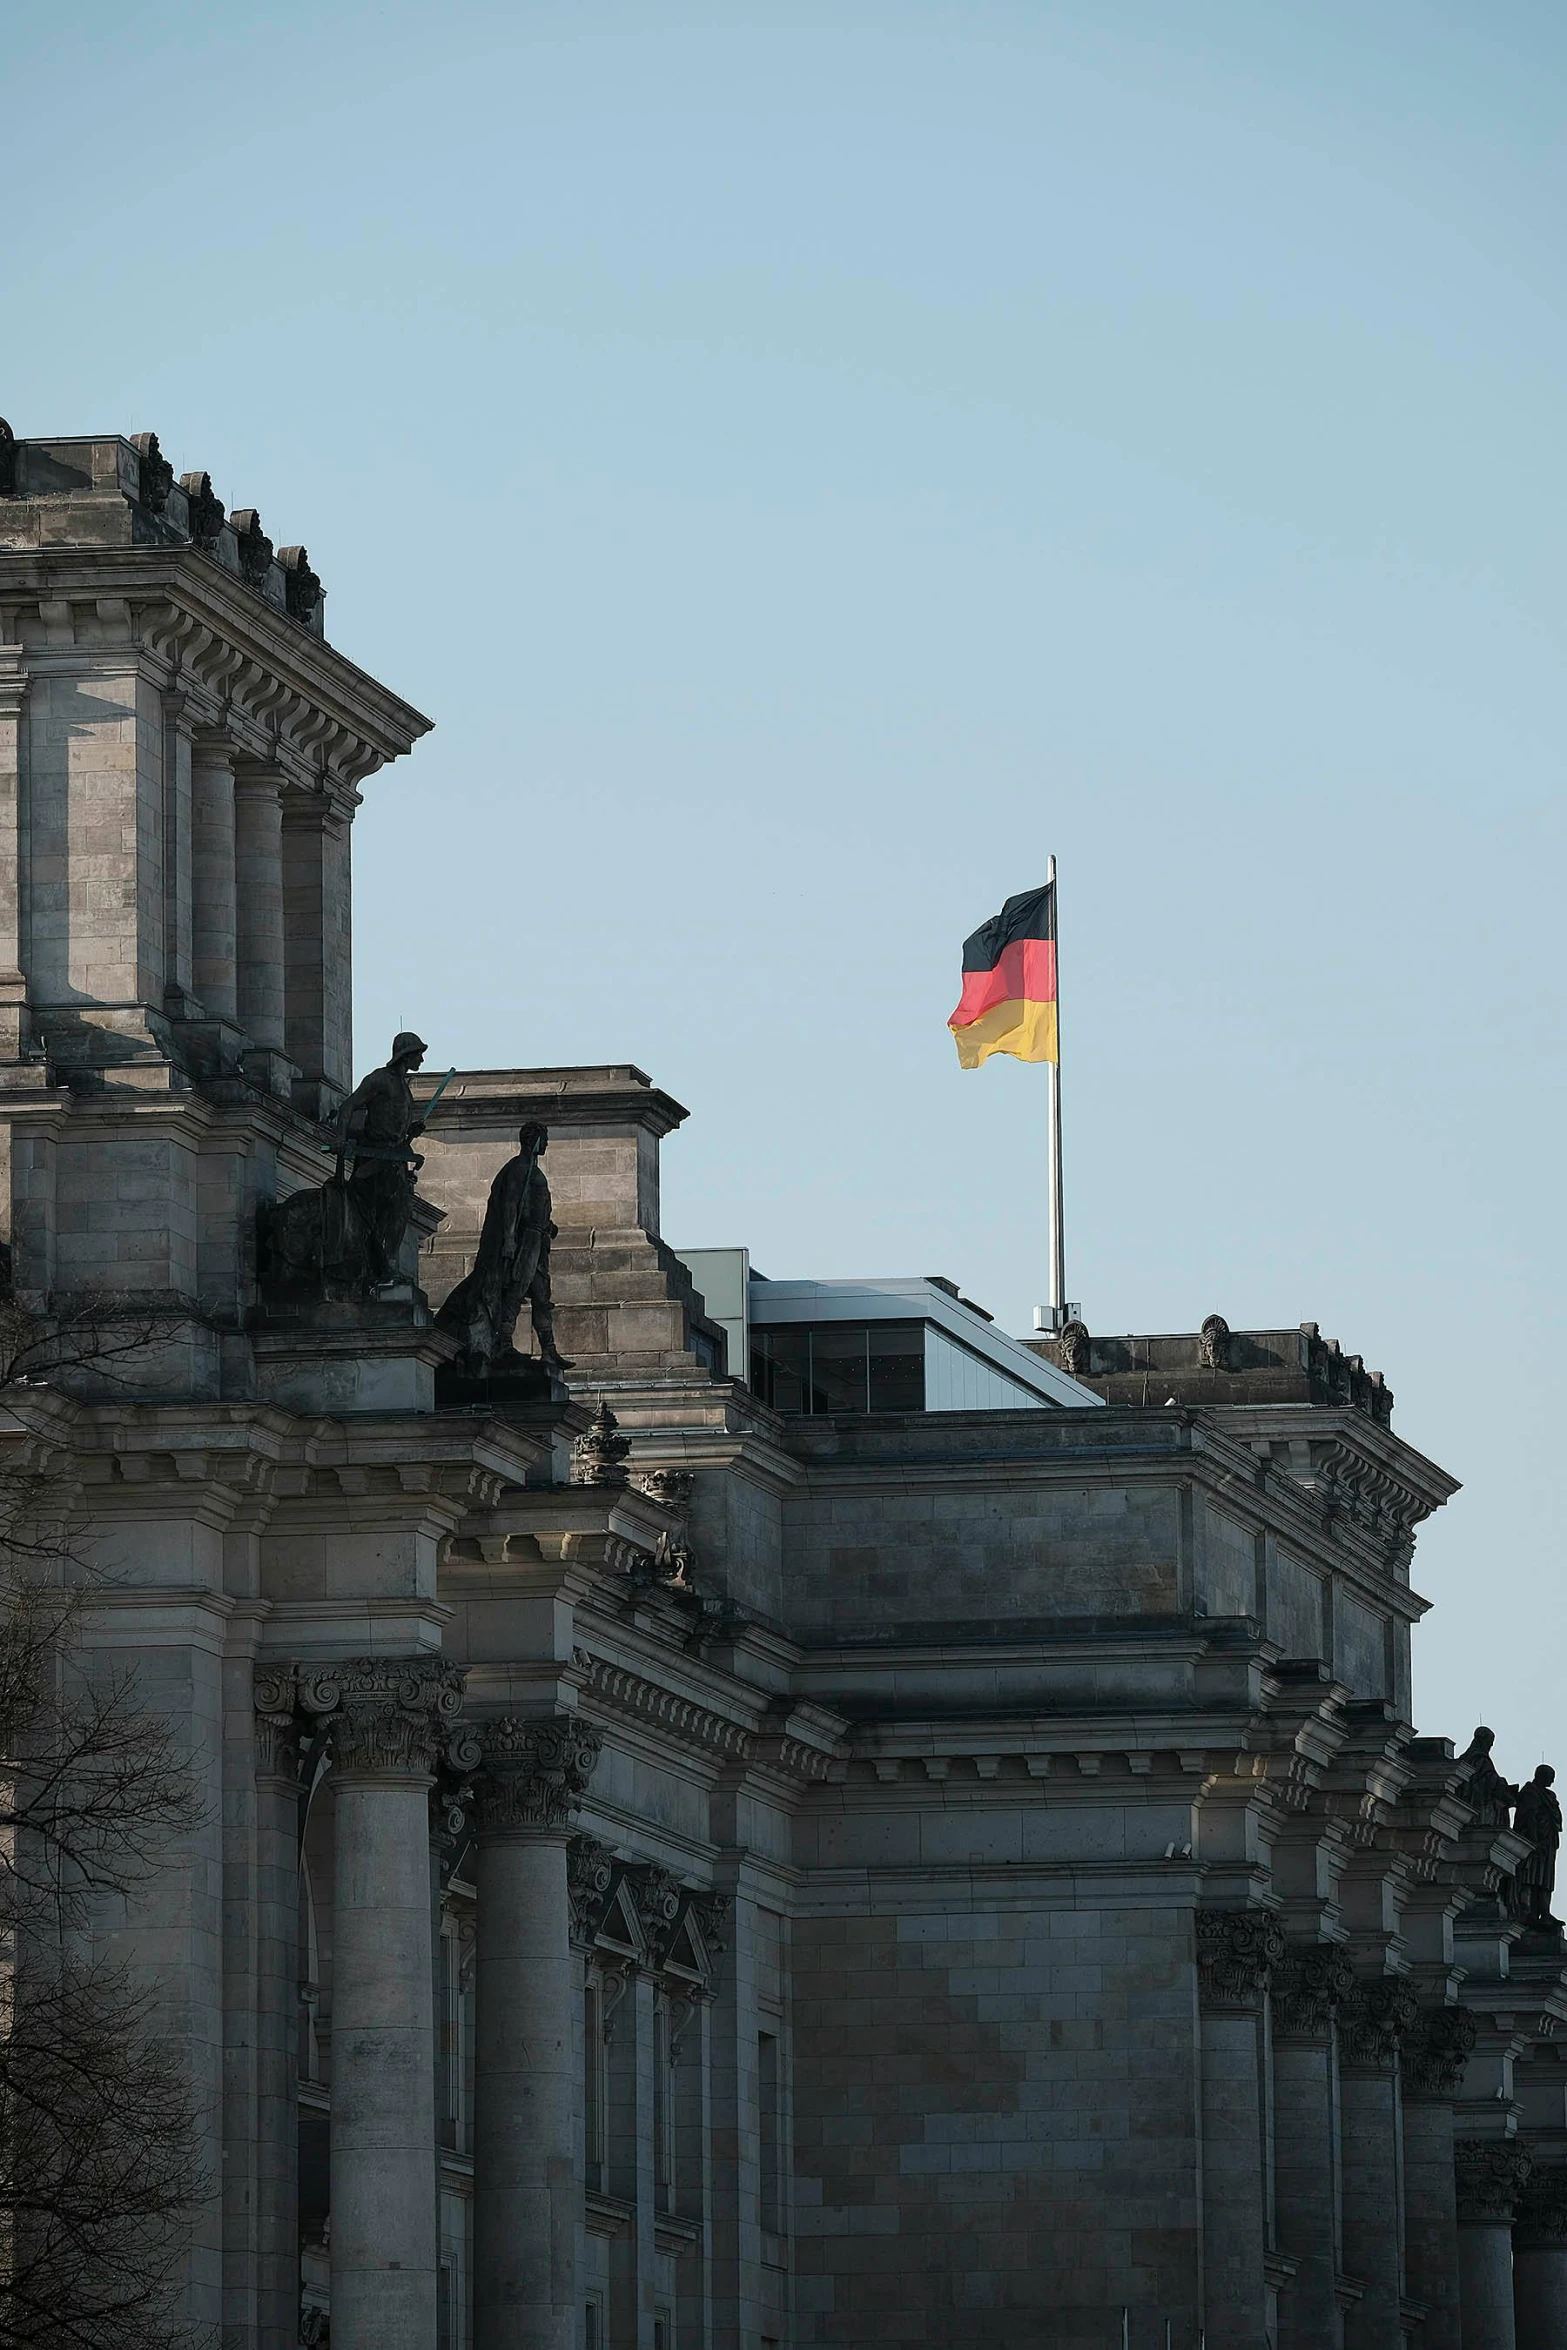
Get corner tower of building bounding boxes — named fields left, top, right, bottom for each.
left=0, top=420, right=430, bottom=1387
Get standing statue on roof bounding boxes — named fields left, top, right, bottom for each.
left=1456, top=1726, right=1518, bottom=1831
left=335, top=1031, right=431, bottom=1288
left=436, top=1121, right=571, bottom=1377
left=1512, top=1764, right=1563, bottom=1932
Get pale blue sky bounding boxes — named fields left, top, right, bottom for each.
left=8, top=0, right=1565, bottom=1764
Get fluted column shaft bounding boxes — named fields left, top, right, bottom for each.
left=1514, top=2165, right=1567, bottom=2350
left=1401, top=2007, right=1478, bottom=2350
left=1337, top=1981, right=1418, bottom=2350
left=302, top=1658, right=465, bottom=2350
left=471, top=1714, right=602, bottom=2350
left=1272, top=1948, right=1354, bottom=2350
left=1196, top=1909, right=1283, bottom=2350
left=1457, top=2138, right=1532, bottom=2350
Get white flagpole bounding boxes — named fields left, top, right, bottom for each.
left=1045, top=853, right=1066, bottom=1329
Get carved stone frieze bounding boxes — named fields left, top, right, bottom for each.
left=571, top=1398, right=631, bottom=1489
left=470, top=1713, right=603, bottom=1837
left=1271, top=1945, right=1354, bottom=2038
left=1338, top=1979, right=1420, bottom=2071
left=1455, top=2137, right=1532, bottom=2224
left=1514, top=2161, right=1567, bottom=2248
left=568, top=1833, right=617, bottom=1945
left=1403, top=2005, right=1479, bottom=2100
left=296, top=1655, right=466, bottom=1781
left=1196, top=1908, right=1285, bottom=2007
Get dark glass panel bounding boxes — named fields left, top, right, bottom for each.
left=868, top=1320, right=925, bottom=1412
left=809, top=1324, right=869, bottom=1415
left=749, top=1326, right=808, bottom=1413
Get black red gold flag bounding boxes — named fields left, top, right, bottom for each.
left=947, top=883, right=1058, bottom=1069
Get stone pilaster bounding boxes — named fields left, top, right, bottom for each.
left=281, top=789, right=354, bottom=1120
left=300, top=1656, right=465, bottom=2350
left=1456, top=2138, right=1533, bottom=2350
left=191, top=728, right=238, bottom=1024
left=0, top=661, right=30, bottom=1058
left=1271, top=1945, right=1355, bottom=2350
left=1338, top=1979, right=1419, bottom=2350
left=1402, top=2006, right=1479, bottom=2350
left=471, top=1713, right=603, bottom=2350
left=1514, top=2162, right=1567, bottom=2350
left=232, top=760, right=291, bottom=1090
left=1197, top=1908, right=1284, bottom=2350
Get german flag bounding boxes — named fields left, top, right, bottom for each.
left=948, top=883, right=1058, bottom=1069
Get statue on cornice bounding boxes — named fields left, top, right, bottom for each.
left=436, top=1122, right=570, bottom=1378
left=1512, top=1765, right=1562, bottom=1932
left=1456, top=1726, right=1517, bottom=1830
left=259, top=1032, right=433, bottom=1301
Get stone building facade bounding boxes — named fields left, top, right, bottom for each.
left=0, top=420, right=1563, bottom=2350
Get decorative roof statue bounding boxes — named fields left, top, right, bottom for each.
left=571, top=1399, right=630, bottom=1489
left=259, top=1032, right=443, bottom=1302
left=335, top=1032, right=432, bottom=1289
left=1456, top=1726, right=1518, bottom=1831
left=435, top=1121, right=570, bottom=1380
left=1512, top=1764, right=1563, bottom=1933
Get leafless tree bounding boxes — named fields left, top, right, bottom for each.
left=0, top=1278, right=208, bottom=2350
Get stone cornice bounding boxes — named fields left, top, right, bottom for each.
left=0, top=553, right=430, bottom=794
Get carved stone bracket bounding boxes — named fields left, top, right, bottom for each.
left=635, top=1467, right=693, bottom=1514
left=1271, top=1945, right=1354, bottom=2038
left=1514, top=2160, right=1567, bottom=2248
left=624, top=1863, right=685, bottom=1971
left=1455, top=2138, right=1533, bottom=2224
left=252, top=1662, right=303, bottom=1783
left=296, top=1655, right=466, bottom=1781
left=568, top=1833, right=617, bottom=1945
left=1197, top=1908, right=1286, bottom=2008
left=470, top=1713, right=603, bottom=1837
left=1338, top=1979, right=1420, bottom=2072
left=1404, top=2006, right=1480, bottom=2101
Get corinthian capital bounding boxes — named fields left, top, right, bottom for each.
left=1196, top=1908, right=1285, bottom=2008
left=1271, top=1945, right=1354, bottom=2039
left=1514, top=2160, right=1567, bottom=2248
left=1455, top=2137, right=1532, bottom=2224
left=1338, top=1978, right=1420, bottom=2072
left=298, top=1655, right=466, bottom=1780
left=1403, top=2005, right=1479, bottom=2101
left=471, top=1713, right=603, bottom=1837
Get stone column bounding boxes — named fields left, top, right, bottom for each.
left=1402, top=2007, right=1478, bottom=2350
left=253, top=1669, right=306, bottom=2350
left=161, top=690, right=198, bottom=1017
left=191, top=730, right=239, bottom=1023
left=1514, top=2163, right=1567, bottom=2350
left=232, top=760, right=289, bottom=1081
left=1337, top=1980, right=1418, bottom=2350
left=0, top=662, right=30, bottom=1058
left=1197, top=1908, right=1285, bottom=2350
left=1271, top=1946, right=1354, bottom=2350
left=1456, top=2138, right=1532, bottom=2350
left=471, top=1712, right=602, bottom=2350
left=304, top=1656, right=465, bottom=2350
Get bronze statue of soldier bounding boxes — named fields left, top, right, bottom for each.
left=335, top=1031, right=430, bottom=1288
left=435, top=1121, right=571, bottom=1377
left=1457, top=1726, right=1518, bottom=1830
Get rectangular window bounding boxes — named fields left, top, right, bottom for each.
left=749, top=1324, right=808, bottom=1413
left=752, top=1322, right=928, bottom=1415
left=758, top=2030, right=780, bottom=2233
left=585, top=2298, right=602, bottom=2350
